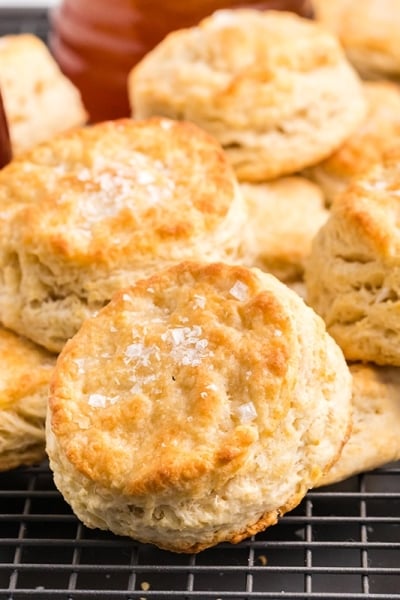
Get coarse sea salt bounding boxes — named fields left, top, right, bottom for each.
left=235, top=401, right=257, bottom=423
left=125, top=343, right=143, bottom=359
left=130, top=374, right=156, bottom=394
left=162, top=325, right=213, bottom=367
left=229, top=280, right=249, bottom=301
left=98, top=171, right=123, bottom=192
left=124, top=343, right=160, bottom=367
left=88, top=393, right=120, bottom=408
left=206, top=383, right=218, bottom=391
left=76, top=167, right=135, bottom=224
left=74, top=358, right=86, bottom=375
left=193, top=294, right=206, bottom=309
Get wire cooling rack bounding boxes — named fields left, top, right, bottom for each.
left=0, top=8, right=49, bottom=41
left=1, top=461, right=400, bottom=599
left=1, top=6, right=400, bottom=600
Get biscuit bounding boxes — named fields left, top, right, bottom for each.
left=313, top=0, right=400, bottom=80
left=0, top=118, right=247, bottom=353
left=305, top=81, right=400, bottom=205
left=129, top=9, right=367, bottom=182
left=0, top=326, right=55, bottom=472
left=319, top=363, right=400, bottom=486
left=0, top=34, right=87, bottom=155
left=46, top=261, right=352, bottom=553
left=241, top=177, right=328, bottom=282
left=305, top=150, right=400, bottom=365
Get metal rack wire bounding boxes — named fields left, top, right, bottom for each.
left=0, top=8, right=49, bottom=41
left=1, top=7, right=400, bottom=600
left=1, top=461, right=400, bottom=599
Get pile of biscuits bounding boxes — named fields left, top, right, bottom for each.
left=1, top=2, right=400, bottom=553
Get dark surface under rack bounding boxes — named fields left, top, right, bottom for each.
left=1, top=7, right=400, bottom=600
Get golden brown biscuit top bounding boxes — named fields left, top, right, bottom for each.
left=0, top=327, right=54, bottom=409
left=131, top=10, right=345, bottom=115
left=315, top=82, right=400, bottom=179
left=0, top=118, right=238, bottom=268
left=49, top=262, right=302, bottom=497
left=314, top=0, right=400, bottom=61
left=331, top=149, right=400, bottom=257
left=196, top=10, right=341, bottom=72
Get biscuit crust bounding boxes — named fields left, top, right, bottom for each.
left=319, top=363, right=400, bottom=486
left=0, top=118, right=246, bottom=352
left=130, top=9, right=367, bottom=181
left=314, top=0, right=400, bottom=80
left=47, top=261, right=351, bottom=552
left=306, top=151, right=400, bottom=365
left=0, top=34, right=87, bottom=155
left=305, top=81, right=400, bottom=204
left=241, top=177, right=328, bottom=281
left=0, top=327, right=55, bottom=471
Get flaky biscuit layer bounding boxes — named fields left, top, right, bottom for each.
left=319, top=363, right=400, bottom=486
left=0, top=327, right=55, bottom=471
left=306, top=151, right=400, bottom=365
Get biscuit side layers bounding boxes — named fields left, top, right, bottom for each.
left=319, top=363, right=400, bottom=487
left=305, top=151, right=400, bottom=366
left=0, top=327, right=55, bottom=471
